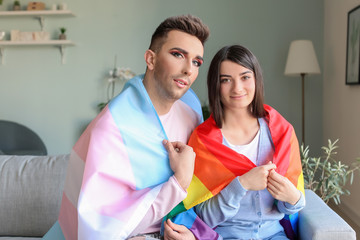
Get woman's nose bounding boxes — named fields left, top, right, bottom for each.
left=232, top=79, right=243, bottom=92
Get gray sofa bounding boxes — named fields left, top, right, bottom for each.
left=0, top=154, right=356, bottom=240
left=0, top=155, right=68, bottom=240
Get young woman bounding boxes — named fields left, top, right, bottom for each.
left=186, top=45, right=305, bottom=240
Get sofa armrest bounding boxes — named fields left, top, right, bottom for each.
left=299, top=189, right=356, bottom=240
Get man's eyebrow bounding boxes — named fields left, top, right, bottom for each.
left=170, top=47, right=188, bottom=55
left=196, top=55, right=204, bottom=62
left=170, top=47, right=203, bottom=62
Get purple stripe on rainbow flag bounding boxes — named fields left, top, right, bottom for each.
left=171, top=208, right=220, bottom=240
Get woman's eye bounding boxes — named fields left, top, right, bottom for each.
left=220, top=78, right=230, bottom=83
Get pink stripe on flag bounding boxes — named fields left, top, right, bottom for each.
left=59, top=193, right=78, bottom=240
left=73, top=106, right=110, bottom=162
left=77, top=106, right=138, bottom=220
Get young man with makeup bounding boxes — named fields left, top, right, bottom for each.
left=43, top=15, right=209, bottom=240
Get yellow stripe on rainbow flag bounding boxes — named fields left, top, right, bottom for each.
left=297, top=171, right=305, bottom=196
left=184, top=175, right=214, bottom=210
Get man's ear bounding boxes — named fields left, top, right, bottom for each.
left=144, top=49, right=156, bottom=70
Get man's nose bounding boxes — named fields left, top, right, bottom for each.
left=182, top=60, right=193, bottom=76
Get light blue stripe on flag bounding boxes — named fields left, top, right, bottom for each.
left=42, top=221, right=65, bottom=240
left=109, top=75, right=171, bottom=190
left=109, top=75, right=202, bottom=190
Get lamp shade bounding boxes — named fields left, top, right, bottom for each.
left=284, top=40, right=321, bottom=76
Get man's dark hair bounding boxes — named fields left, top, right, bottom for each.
left=149, top=15, right=210, bottom=52
left=207, top=45, right=266, bottom=128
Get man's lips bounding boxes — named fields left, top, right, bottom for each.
left=174, top=79, right=188, bottom=88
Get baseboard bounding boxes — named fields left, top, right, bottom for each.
left=340, top=202, right=360, bottom=225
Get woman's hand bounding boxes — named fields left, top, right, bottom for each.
left=267, top=170, right=301, bottom=205
left=164, top=219, right=195, bottom=240
left=238, top=162, right=276, bottom=191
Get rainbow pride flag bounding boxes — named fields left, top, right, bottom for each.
left=167, top=105, right=304, bottom=239
left=44, top=75, right=203, bottom=240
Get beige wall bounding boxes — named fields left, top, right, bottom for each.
left=324, top=0, right=360, bottom=231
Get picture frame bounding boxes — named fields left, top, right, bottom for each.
left=346, top=5, right=360, bottom=85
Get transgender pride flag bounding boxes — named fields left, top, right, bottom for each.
left=167, top=105, right=305, bottom=240
left=43, top=75, right=203, bottom=240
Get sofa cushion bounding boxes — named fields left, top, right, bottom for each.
left=0, top=155, right=69, bottom=237
left=299, top=189, right=356, bottom=240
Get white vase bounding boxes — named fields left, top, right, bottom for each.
left=0, top=31, right=5, bottom=41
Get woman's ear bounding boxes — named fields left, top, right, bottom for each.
left=144, top=49, right=156, bottom=70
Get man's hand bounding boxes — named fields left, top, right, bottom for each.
left=267, top=170, right=301, bottom=205
left=238, top=162, right=276, bottom=191
left=164, top=219, right=195, bottom=240
left=163, top=140, right=196, bottom=190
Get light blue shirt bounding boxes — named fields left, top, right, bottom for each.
left=194, top=118, right=305, bottom=240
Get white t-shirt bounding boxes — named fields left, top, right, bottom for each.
left=222, top=129, right=260, bottom=165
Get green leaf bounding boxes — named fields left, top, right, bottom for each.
left=302, top=138, right=360, bottom=203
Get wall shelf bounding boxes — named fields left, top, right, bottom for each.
left=0, top=40, right=75, bottom=64
left=0, top=40, right=74, bottom=46
left=0, top=10, right=75, bottom=30
left=0, top=10, right=75, bottom=64
left=0, top=10, right=75, bottom=16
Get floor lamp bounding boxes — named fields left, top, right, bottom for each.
left=284, top=40, right=320, bottom=145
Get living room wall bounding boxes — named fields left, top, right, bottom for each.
left=324, top=0, right=360, bottom=233
left=0, top=0, right=323, bottom=155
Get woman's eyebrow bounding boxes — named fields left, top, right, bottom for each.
left=220, top=71, right=252, bottom=78
left=220, top=74, right=232, bottom=78
left=240, top=70, right=252, bottom=75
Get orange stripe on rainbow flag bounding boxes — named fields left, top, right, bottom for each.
left=189, top=130, right=237, bottom=196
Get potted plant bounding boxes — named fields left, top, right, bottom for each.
left=13, top=0, right=21, bottom=10
left=97, top=67, right=136, bottom=112
left=301, top=139, right=360, bottom=204
left=59, top=27, right=66, bottom=40
left=201, top=105, right=210, bottom=120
